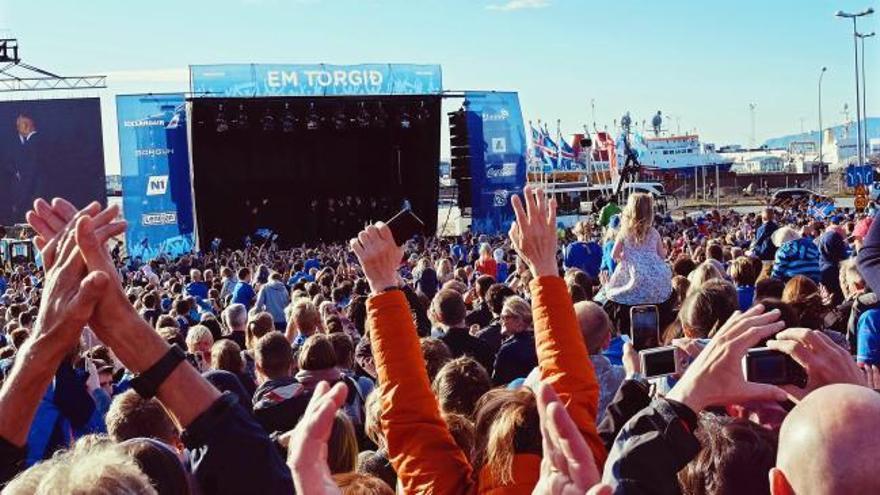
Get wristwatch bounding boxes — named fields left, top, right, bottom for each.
left=130, top=346, right=186, bottom=399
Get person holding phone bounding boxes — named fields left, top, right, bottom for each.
left=602, top=193, right=673, bottom=336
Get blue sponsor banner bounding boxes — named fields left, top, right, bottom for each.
left=116, top=94, right=195, bottom=260
left=465, top=91, right=528, bottom=234
left=191, top=63, right=442, bottom=97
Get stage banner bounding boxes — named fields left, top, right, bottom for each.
left=465, top=91, right=528, bottom=234
left=116, top=94, right=195, bottom=260
left=191, top=63, right=442, bottom=97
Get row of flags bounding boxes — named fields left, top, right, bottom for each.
left=530, top=123, right=580, bottom=172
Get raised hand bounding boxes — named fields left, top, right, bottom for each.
left=861, top=363, right=880, bottom=391
left=349, top=223, right=403, bottom=295
left=286, top=381, right=347, bottom=495
left=26, top=198, right=126, bottom=271
left=766, top=328, right=865, bottom=401
left=666, top=305, right=788, bottom=412
left=532, top=382, right=611, bottom=495
left=509, top=185, right=558, bottom=278
left=0, top=213, right=109, bottom=447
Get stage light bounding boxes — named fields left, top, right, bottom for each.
left=355, top=102, right=371, bottom=129
left=399, top=108, right=412, bottom=130
left=216, top=104, right=229, bottom=133
left=373, top=102, right=388, bottom=129
left=306, top=102, right=321, bottom=131
left=261, top=108, right=276, bottom=132
left=234, top=104, right=249, bottom=130
left=332, top=105, right=348, bottom=131
left=415, top=100, right=431, bottom=123
left=281, top=103, right=297, bottom=133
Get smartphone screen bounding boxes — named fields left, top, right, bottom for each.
left=641, top=346, right=677, bottom=378
left=630, top=305, right=660, bottom=351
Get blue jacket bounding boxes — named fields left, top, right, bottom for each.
left=254, top=280, right=290, bottom=326
left=752, top=220, right=778, bottom=261
left=231, top=282, right=256, bottom=310
left=771, top=238, right=821, bottom=283
left=184, top=393, right=294, bottom=493
left=818, top=230, right=849, bottom=272
left=600, top=240, right=617, bottom=275
left=26, top=363, right=95, bottom=466
left=492, top=331, right=538, bottom=386
left=736, top=285, right=755, bottom=311
left=564, top=240, right=602, bottom=278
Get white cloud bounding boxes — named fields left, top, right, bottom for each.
left=486, top=0, right=550, bottom=11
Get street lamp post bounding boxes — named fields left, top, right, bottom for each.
left=819, top=67, right=827, bottom=187
left=858, top=31, right=875, bottom=159
left=837, top=8, right=875, bottom=169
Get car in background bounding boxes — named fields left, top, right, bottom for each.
left=770, top=188, right=834, bottom=208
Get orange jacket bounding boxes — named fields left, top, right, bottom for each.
left=366, top=276, right=605, bottom=494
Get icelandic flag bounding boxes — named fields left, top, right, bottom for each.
left=530, top=125, right=544, bottom=160
left=539, top=127, right=559, bottom=172
left=559, top=136, right=577, bottom=171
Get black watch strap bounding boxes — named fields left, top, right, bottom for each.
left=130, top=346, right=186, bottom=399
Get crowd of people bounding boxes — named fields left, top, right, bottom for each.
left=0, top=187, right=879, bottom=494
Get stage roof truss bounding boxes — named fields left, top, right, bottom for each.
left=0, top=39, right=106, bottom=93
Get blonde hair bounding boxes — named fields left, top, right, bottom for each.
left=6, top=436, right=156, bottom=494
left=185, top=325, right=214, bottom=352
left=618, top=193, right=654, bottom=245
left=501, top=296, right=532, bottom=325
left=687, top=261, right=724, bottom=295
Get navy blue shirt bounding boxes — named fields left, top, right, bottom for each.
left=564, top=241, right=602, bottom=278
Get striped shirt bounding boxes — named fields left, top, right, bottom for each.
left=771, top=238, right=821, bottom=283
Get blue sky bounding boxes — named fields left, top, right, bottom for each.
left=0, top=0, right=878, bottom=172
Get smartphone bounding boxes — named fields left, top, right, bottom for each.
left=640, top=346, right=681, bottom=378
left=630, top=305, right=660, bottom=351
left=742, top=347, right=807, bottom=388
left=386, top=209, right=425, bottom=246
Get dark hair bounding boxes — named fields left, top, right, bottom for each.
left=237, top=267, right=251, bottom=280
left=432, top=289, right=467, bottom=326
left=673, top=255, right=697, bottom=277
left=474, top=275, right=496, bottom=300
left=255, top=332, right=293, bottom=379
left=119, top=438, right=190, bottom=495
left=486, top=284, right=516, bottom=316
left=106, top=390, right=178, bottom=445
left=678, top=414, right=777, bottom=495
left=420, top=337, right=452, bottom=383
left=432, top=356, right=491, bottom=418
left=329, top=332, right=354, bottom=369
left=299, top=333, right=337, bottom=371
left=755, top=277, right=785, bottom=301
left=679, top=280, right=738, bottom=338
left=211, top=339, right=244, bottom=374
left=706, top=243, right=724, bottom=263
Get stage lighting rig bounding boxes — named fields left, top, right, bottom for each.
left=281, top=103, right=298, bottom=133
left=216, top=104, right=229, bottom=133
left=261, top=108, right=276, bottom=132
left=306, top=102, right=321, bottom=131
left=355, top=102, right=371, bottom=129
left=399, top=108, right=412, bottom=130
left=233, top=104, right=249, bottom=130
left=332, top=105, right=349, bottom=131
left=373, top=102, right=389, bottom=129
left=415, top=100, right=431, bottom=123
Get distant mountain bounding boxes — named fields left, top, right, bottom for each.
left=763, top=117, right=880, bottom=149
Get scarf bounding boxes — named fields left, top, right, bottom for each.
left=295, top=367, right=343, bottom=390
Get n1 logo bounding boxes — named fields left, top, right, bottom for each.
left=147, top=175, right=169, bottom=196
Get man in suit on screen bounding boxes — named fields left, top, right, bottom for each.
left=3, top=113, right=47, bottom=224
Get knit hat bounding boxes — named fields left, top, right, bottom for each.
left=772, top=226, right=801, bottom=247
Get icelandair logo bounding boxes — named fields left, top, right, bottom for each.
left=136, top=148, right=174, bottom=157
left=123, top=119, right=165, bottom=128
left=146, top=176, right=168, bottom=196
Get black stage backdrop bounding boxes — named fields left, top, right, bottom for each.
left=190, top=96, right=440, bottom=247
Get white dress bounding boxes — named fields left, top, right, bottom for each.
left=605, top=228, right=673, bottom=306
